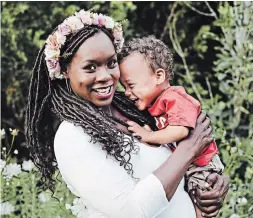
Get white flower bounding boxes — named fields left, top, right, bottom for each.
left=14, top=149, right=18, bottom=154
left=0, top=201, right=15, bottom=215
left=97, top=13, right=106, bottom=26
left=92, top=13, right=99, bottom=25
left=0, top=159, right=6, bottom=172
left=45, top=49, right=60, bottom=60
left=1, top=129, right=5, bottom=139
left=38, top=192, right=50, bottom=203
left=237, top=197, right=248, bottom=205
left=9, top=128, right=19, bottom=136
left=105, top=16, right=114, bottom=29
left=2, top=163, right=21, bottom=179
left=2, top=147, right=6, bottom=151
left=230, top=214, right=241, bottom=218
left=22, top=160, right=35, bottom=171
left=55, top=31, right=66, bottom=45
left=65, top=203, right=71, bottom=210
left=76, top=10, right=92, bottom=25
left=64, top=16, right=84, bottom=31
left=69, top=198, right=88, bottom=218
left=230, top=147, right=237, bottom=153
left=241, top=197, right=248, bottom=205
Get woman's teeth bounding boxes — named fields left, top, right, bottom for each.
left=94, top=86, right=112, bottom=94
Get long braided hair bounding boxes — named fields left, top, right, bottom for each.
left=26, top=24, right=156, bottom=191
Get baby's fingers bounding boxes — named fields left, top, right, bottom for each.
left=143, top=124, right=152, bottom=131
left=128, top=126, right=137, bottom=133
left=127, top=121, right=139, bottom=127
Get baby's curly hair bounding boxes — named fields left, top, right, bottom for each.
left=119, top=36, right=174, bottom=80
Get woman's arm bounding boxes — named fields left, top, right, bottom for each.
left=153, top=112, right=213, bottom=200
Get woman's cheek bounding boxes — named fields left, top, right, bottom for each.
left=113, top=68, right=120, bottom=80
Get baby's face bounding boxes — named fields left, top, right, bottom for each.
left=119, top=52, right=158, bottom=110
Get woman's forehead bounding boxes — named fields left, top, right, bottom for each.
left=74, top=32, right=116, bottom=61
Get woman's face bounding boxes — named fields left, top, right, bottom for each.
left=67, top=31, right=120, bottom=107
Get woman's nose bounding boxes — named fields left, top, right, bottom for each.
left=96, top=67, right=112, bottom=82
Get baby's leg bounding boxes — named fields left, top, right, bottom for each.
left=186, top=155, right=224, bottom=217
left=195, top=205, right=205, bottom=218
left=188, top=182, right=206, bottom=218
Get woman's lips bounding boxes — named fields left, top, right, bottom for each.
left=93, top=85, right=114, bottom=99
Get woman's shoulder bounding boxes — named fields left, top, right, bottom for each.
left=55, top=121, right=89, bottom=139
left=54, top=121, right=92, bottom=153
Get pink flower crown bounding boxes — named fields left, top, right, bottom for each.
left=44, top=10, right=124, bottom=80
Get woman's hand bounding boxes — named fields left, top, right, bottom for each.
left=178, top=112, right=213, bottom=158
left=190, top=173, right=229, bottom=217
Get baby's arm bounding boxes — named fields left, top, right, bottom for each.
left=127, top=121, right=189, bottom=144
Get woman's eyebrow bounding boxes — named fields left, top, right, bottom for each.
left=84, top=53, right=117, bottom=63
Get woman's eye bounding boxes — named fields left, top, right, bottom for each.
left=107, top=59, right=118, bottom=69
left=84, top=64, right=96, bottom=71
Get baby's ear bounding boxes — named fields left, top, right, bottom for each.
left=154, top=68, right=166, bottom=84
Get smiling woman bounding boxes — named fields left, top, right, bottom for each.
left=67, top=32, right=120, bottom=106
left=26, top=9, right=229, bottom=218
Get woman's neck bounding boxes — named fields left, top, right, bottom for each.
left=100, top=105, right=113, bottom=116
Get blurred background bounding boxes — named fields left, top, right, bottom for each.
left=1, top=1, right=253, bottom=218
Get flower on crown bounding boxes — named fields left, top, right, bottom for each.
left=44, top=10, right=124, bottom=80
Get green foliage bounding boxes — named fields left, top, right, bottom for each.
left=1, top=131, right=76, bottom=218
left=1, top=167, right=76, bottom=218
left=168, top=2, right=253, bottom=217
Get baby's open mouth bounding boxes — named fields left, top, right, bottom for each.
left=131, top=98, right=139, bottom=106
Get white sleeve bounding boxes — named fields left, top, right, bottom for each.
left=54, top=121, right=168, bottom=218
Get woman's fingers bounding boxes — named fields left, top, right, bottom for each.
left=205, top=173, right=220, bottom=188
left=197, top=112, right=207, bottom=124
left=202, top=117, right=211, bottom=131
left=197, top=175, right=224, bottom=200
left=201, top=208, right=220, bottom=218
left=197, top=204, right=220, bottom=214
left=195, top=174, right=229, bottom=217
left=204, top=126, right=212, bottom=136
left=195, top=198, right=221, bottom=207
left=190, top=189, right=221, bottom=217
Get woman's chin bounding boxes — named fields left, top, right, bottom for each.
left=91, top=88, right=116, bottom=107
left=93, top=98, right=113, bottom=107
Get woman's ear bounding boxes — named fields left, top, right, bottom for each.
left=155, top=68, right=166, bottom=85
left=63, top=71, right=69, bottom=79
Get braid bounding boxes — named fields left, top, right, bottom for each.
left=26, top=44, right=56, bottom=191
left=26, top=25, right=155, bottom=190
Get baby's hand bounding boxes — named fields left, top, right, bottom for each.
left=127, top=121, right=152, bottom=142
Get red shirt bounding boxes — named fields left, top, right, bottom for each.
left=148, top=86, right=218, bottom=166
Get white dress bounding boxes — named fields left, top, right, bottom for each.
left=54, top=121, right=196, bottom=218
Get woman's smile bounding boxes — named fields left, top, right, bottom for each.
left=68, top=31, right=120, bottom=107
left=92, top=84, right=114, bottom=99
